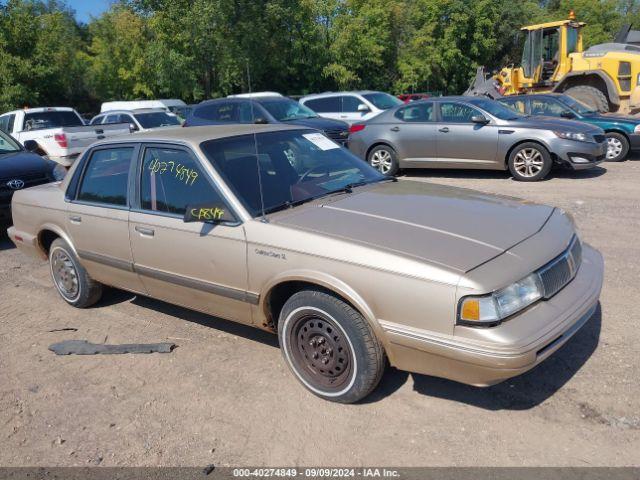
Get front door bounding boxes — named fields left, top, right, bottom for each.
left=66, top=144, right=146, bottom=293
left=128, top=143, right=251, bottom=323
left=435, top=101, right=499, bottom=167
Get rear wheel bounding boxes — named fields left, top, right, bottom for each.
left=49, top=238, right=102, bottom=308
left=604, top=132, right=629, bottom=162
left=278, top=289, right=386, bottom=403
left=367, top=145, right=399, bottom=176
left=564, top=85, right=609, bottom=113
left=508, top=142, right=552, bottom=182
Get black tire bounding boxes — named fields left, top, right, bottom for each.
left=564, top=85, right=609, bottom=113
left=508, top=142, right=553, bottom=182
left=49, top=238, right=102, bottom=308
left=604, top=132, right=629, bottom=162
left=278, top=289, right=386, bottom=403
left=367, top=145, right=399, bottom=176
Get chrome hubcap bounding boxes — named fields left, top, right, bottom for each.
left=370, top=150, right=393, bottom=174
left=51, top=249, right=79, bottom=299
left=606, top=137, right=623, bottom=160
left=514, top=148, right=544, bottom=177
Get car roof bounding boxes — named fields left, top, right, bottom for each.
left=2, top=107, right=76, bottom=115
left=92, top=124, right=307, bottom=148
left=97, top=108, right=169, bottom=115
left=300, top=90, right=380, bottom=100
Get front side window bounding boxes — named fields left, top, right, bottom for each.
left=341, top=96, right=363, bottom=113
left=23, top=111, right=83, bottom=131
left=467, top=98, right=524, bottom=120
left=140, top=146, right=227, bottom=216
left=200, top=130, right=386, bottom=217
left=77, top=147, right=133, bottom=206
left=304, top=97, right=340, bottom=113
left=439, top=102, right=482, bottom=123
left=394, top=103, right=434, bottom=122
left=134, top=112, right=181, bottom=129
left=90, top=116, right=104, bottom=126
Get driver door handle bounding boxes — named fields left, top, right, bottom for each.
left=390, top=126, right=400, bottom=132
left=438, top=127, right=450, bottom=133
left=135, top=226, right=155, bottom=237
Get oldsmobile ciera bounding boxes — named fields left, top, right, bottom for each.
left=8, top=125, right=603, bottom=403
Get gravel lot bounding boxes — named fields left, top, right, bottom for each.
left=1, top=158, right=639, bottom=467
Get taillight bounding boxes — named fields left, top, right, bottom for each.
left=54, top=133, right=68, bottom=148
left=349, top=124, right=366, bottom=134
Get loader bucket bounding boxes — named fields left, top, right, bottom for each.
left=464, top=66, right=503, bottom=99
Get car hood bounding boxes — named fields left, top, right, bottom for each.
left=0, top=151, right=53, bottom=177
left=513, top=116, right=602, bottom=133
left=273, top=181, right=555, bottom=273
left=282, top=117, right=349, bottom=130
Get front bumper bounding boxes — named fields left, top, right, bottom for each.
left=551, top=139, right=606, bottom=170
left=382, top=244, right=603, bottom=386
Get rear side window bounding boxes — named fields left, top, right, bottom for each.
left=90, top=116, right=104, bottom=126
left=395, top=103, right=434, bottom=122
left=193, top=102, right=238, bottom=122
left=23, top=111, right=83, bottom=131
left=77, top=147, right=133, bottom=207
left=0, top=114, right=15, bottom=133
left=530, top=99, right=565, bottom=116
left=140, top=147, right=226, bottom=216
left=304, top=97, right=340, bottom=113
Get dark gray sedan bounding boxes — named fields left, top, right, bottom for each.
left=347, top=96, right=607, bottom=181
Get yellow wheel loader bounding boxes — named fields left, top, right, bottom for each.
left=465, top=11, right=640, bottom=115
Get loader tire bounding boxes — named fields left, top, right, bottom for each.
left=564, top=85, right=609, bottom=113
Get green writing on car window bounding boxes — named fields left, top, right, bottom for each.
left=148, top=158, right=198, bottom=186
left=190, top=207, right=225, bottom=221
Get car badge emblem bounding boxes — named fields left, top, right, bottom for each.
left=6, top=179, right=25, bottom=190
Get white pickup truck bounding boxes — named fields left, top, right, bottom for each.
left=0, top=107, right=131, bottom=166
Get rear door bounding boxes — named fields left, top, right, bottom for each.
left=128, top=143, right=251, bottom=323
left=65, top=144, right=146, bottom=293
left=435, top=101, right=499, bottom=167
left=389, top=102, right=438, bottom=166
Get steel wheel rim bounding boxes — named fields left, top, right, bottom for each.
left=606, top=137, right=623, bottom=159
left=370, top=150, right=393, bottom=174
left=51, top=249, right=79, bottom=300
left=513, top=148, right=544, bottom=177
left=289, top=313, right=352, bottom=391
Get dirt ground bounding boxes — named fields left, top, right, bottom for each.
left=1, top=157, right=639, bottom=468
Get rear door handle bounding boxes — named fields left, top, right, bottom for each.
left=69, top=215, right=82, bottom=224
left=438, top=127, right=450, bottom=133
left=390, top=126, right=400, bottom=132
left=135, top=226, right=155, bottom=237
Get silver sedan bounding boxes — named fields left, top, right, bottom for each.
left=347, top=96, right=607, bottom=181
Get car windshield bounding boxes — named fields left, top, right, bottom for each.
left=467, top=98, right=525, bottom=120
left=134, top=112, right=181, bottom=128
left=557, top=95, right=598, bottom=115
left=201, top=129, right=387, bottom=217
left=23, top=111, right=83, bottom=131
left=0, top=130, right=21, bottom=155
left=362, top=93, right=403, bottom=110
left=259, top=99, right=318, bottom=121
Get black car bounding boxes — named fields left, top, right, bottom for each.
left=184, top=96, right=350, bottom=145
left=0, top=130, right=63, bottom=227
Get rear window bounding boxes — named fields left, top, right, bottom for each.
left=361, top=93, right=402, bottom=110
left=77, top=147, right=133, bottom=206
left=134, top=112, right=181, bottom=129
left=23, top=111, right=83, bottom=131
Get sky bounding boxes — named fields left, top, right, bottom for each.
left=66, top=0, right=112, bottom=24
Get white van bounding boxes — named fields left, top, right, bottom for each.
left=100, top=99, right=187, bottom=113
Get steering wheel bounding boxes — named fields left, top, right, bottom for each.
left=296, top=165, right=329, bottom=184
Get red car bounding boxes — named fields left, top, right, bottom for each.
left=397, top=93, right=430, bottom=103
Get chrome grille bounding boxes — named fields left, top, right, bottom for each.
left=537, top=236, right=582, bottom=299
left=323, top=128, right=349, bottom=144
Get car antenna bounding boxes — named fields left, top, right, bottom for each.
left=247, top=60, right=268, bottom=223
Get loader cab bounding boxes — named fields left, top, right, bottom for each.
left=520, top=14, right=584, bottom=86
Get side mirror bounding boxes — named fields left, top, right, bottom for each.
left=184, top=204, right=236, bottom=224
left=357, top=103, right=370, bottom=113
left=560, top=110, right=575, bottom=119
left=471, top=115, right=489, bottom=124
left=254, top=117, right=269, bottom=124
left=23, top=140, right=39, bottom=152
left=129, top=123, right=139, bottom=132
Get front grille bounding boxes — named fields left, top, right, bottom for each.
left=0, top=172, right=51, bottom=205
left=537, top=236, right=582, bottom=299
left=593, top=134, right=606, bottom=143
left=323, top=128, right=349, bottom=144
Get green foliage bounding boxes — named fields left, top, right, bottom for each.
left=0, top=0, right=636, bottom=113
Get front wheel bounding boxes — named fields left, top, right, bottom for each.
left=278, top=290, right=386, bottom=403
left=604, top=132, right=629, bottom=162
left=508, top=143, right=552, bottom=182
left=367, top=145, right=399, bottom=176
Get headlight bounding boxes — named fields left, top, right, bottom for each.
left=634, top=124, right=640, bottom=134
left=553, top=131, right=589, bottom=142
left=51, top=164, right=67, bottom=182
left=458, top=273, right=544, bottom=326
